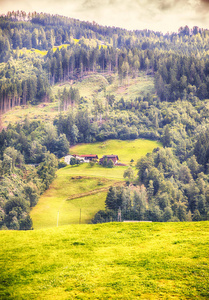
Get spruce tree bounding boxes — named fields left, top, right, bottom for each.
left=105, top=186, right=118, bottom=210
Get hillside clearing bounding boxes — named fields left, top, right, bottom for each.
left=31, top=139, right=160, bottom=229
left=2, top=72, right=154, bottom=127
left=70, top=139, right=161, bottom=165
left=30, top=173, right=122, bottom=229
left=0, top=222, right=208, bottom=299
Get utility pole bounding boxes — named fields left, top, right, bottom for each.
left=118, top=207, right=121, bottom=222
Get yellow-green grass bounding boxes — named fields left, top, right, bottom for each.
left=2, top=102, right=59, bottom=126
left=31, top=170, right=121, bottom=229
left=51, top=74, right=109, bottom=105
left=75, top=74, right=109, bottom=100
left=73, top=38, right=80, bottom=44
left=58, top=163, right=127, bottom=180
left=104, top=72, right=155, bottom=102
left=18, top=43, right=76, bottom=57
left=1, top=222, right=209, bottom=299
left=17, top=48, right=48, bottom=56
left=53, top=44, right=71, bottom=51
left=70, top=139, right=161, bottom=165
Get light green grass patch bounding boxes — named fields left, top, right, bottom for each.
left=105, top=72, right=155, bottom=102
left=2, top=102, right=59, bottom=126
left=73, top=38, right=80, bottom=44
left=31, top=172, right=119, bottom=229
left=31, top=190, right=107, bottom=229
left=75, top=74, right=109, bottom=101
left=0, top=222, right=209, bottom=299
left=53, top=44, right=71, bottom=52
left=60, top=163, right=127, bottom=179
left=16, top=48, right=48, bottom=56
left=70, top=139, right=161, bottom=165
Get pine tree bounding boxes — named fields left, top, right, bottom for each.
left=105, top=186, right=118, bottom=210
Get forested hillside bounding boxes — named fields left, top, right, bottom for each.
left=1, top=11, right=209, bottom=228
left=1, top=11, right=209, bottom=112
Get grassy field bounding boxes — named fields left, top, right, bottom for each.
left=2, top=102, right=59, bottom=127
left=57, top=163, right=127, bottom=180
left=70, top=139, right=161, bottom=165
left=0, top=221, right=208, bottom=299
left=30, top=165, right=124, bottom=229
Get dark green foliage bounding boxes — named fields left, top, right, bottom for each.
left=19, top=215, right=33, bottom=230
left=2, top=12, right=209, bottom=113
left=58, top=161, right=67, bottom=169
left=37, top=152, right=58, bottom=190
left=123, top=167, right=134, bottom=180
left=107, top=159, right=114, bottom=168
left=161, top=125, right=171, bottom=147
left=24, top=183, right=39, bottom=207
left=194, top=128, right=209, bottom=170
left=105, top=187, right=118, bottom=210
left=91, top=209, right=117, bottom=223
left=0, top=118, right=63, bottom=230
left=70, top=157, right=77, bottom=166
left=5, top=198, right=28, bottom=215
left=93, top=142, right=209, bottom=223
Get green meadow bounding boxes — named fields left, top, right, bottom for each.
left=31, top=164, right=126, bottom=229
left=70, top=139, right=161, bottom=165
left=31, top=171, right=121, bottom=229
left=2, top=102, right=59, bottom=126
left=0, top=222, right=209, bottom=299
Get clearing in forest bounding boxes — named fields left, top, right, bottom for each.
left=70, top=139, right=161, bottom=165
left=31, top=139, right=161, bottom=229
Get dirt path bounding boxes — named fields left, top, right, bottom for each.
left=67, top=181, right=125, bottom=201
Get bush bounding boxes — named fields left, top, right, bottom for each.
left=19, top=215, right=33, bottom=230
left=107, top=159, right=114, bottom=168
left=91, top=210, right=117, bottom=223
left=58, top=161, right=67, bottom=169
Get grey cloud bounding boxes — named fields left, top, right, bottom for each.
left=200, top=0, right=209, bottom=5
left=0, top=0, right=209, bottom=33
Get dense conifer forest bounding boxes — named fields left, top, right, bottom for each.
left=1, top=11, right=209, bottom=228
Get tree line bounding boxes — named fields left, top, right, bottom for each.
left=0, top=119, right=69, bottom=229
left=93, top=146, right=209, bottom=223
left=1, top=12, right=209, bottom=113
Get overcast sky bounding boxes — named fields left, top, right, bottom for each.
left=1, top=0, right=209, bottom=33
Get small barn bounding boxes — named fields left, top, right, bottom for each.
left=99, top=155, right=119, bottom=165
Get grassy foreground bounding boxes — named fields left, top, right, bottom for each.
left=0, top=222, right=209, bottom=299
